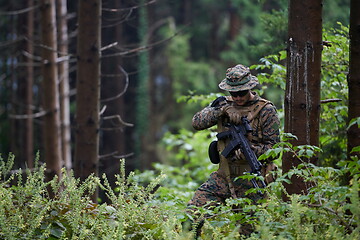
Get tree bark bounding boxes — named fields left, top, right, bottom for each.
left=74, top=0, right=101, bottom=200
left=25, top=0, right=35, bottom=168
left=228, top=1, right=241, bottom=41
left=40, top=0, right=62, bottom=178
left=10, top=12, right=19, bottom=168
left=56, top=0, right=72, bottom=171
left=135, top=0, right=150, bottom=170
left=348, top=0, right=360, bottom=159
left=283, top=0, right=322, bottom=196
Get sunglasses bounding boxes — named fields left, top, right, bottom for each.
left=229, top=90, right=249, bottom=97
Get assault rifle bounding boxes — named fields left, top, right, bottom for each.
left=216, top=116, right=266, bottom=191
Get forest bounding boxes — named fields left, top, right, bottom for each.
left=0, top=0, right=359, bottom=239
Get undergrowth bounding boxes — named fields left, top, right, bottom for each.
left=0, top=150, right=359, bottom=239
left=0, top=154, right=183, bottom=239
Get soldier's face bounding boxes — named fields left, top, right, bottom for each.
left=230, top=90, right=250, bottom=106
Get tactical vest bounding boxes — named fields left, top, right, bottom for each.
left=217, top=96, right=271, bottom=179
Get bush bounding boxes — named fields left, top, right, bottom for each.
left=0, top=154, right=184, bottom=239
left=0, top=147, right=359, bottom=239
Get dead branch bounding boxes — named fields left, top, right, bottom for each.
left=102, top=114, right=134, bottom=128
left=0, top=36, right=25, bottom=48
left=100, top=127, right=127, bottom=131
left=113, top=152, right=134, bottom=159
left=0, top=4, right=39, bottom=15
left=9, top=110, right=47, bottom=119
left=101, top=24, right=185, bottom=58
left=99, top=151, right=134, bottom=159
left=100, top=42, right=118, bottom=51
left=56, top=55, right=70, bottom=63
left=101, top=65, right=129, bottom=102
left=23, top=36, right=75, bottom=59
left=102, top=44, right=149, bottom=58
left=100, top=104, right=133, bottom=128
left=102, top=12, right=133, bottom=28
left=320, top=99, right=342, bottom=104
left=146, top=17, right=176, bottom=42
left=22, top=50, right=43, bottom=61
left=99, top=105, right=107, bottom=116
left=322, top=41, right=332, bottom=47
left=101, top=73, right=124, bottom=77
left=98, top=151, right=118, bottom=159
left=102, top=0, right=156, bottom=13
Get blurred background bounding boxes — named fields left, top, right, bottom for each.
left=0, top=0, right=350, bottom=182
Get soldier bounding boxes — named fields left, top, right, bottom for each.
left=187, top=64, right=280, bottom=235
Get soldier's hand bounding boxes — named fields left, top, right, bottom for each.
left=221, top=105, right=242, bottom=124
left=235, top=149, right=243, bottom=160
left=210, top=96, right=227, bottom=108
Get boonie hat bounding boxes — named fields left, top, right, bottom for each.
left=218, top=64, right=258, bottom=91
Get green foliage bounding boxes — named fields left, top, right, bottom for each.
left=221, top=0, right=288, bottom=65
left=143, top=128, right=219, bottom=205
left=164, top=29, right=223, bottom=129
left=0, top=154, right=183, bottom=239
left=257, top=8, right=288, bottom=54
left=323, top=0, right=350, bottom=28
left=180, top=141, right=360, bottom=239
left=177, top=92, right=225, bottom=108
left=249, top=157, right=359, bottom=240
left=166, top=33, right=220, bottom=98
left=320, top=23, right=349, bottom=166
left=252, top=50, right=287, bottom=109
left=1, top=144, right=360, bottom=240
left=253, top=50, right=287, bottom=91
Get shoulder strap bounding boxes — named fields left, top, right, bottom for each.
left=248, top=98, right=272, bottom=121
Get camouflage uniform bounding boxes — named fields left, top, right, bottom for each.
left=188, top=65, right=280, bottom=208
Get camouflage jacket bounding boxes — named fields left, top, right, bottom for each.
left=192, top=93, right=280, bottom=159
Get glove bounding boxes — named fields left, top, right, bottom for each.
left=210, top=96, right=227, bottom=108
left=221, top=105, right=242, bottom=124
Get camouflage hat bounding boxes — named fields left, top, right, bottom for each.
left=218, top=64, right=258, bottom=91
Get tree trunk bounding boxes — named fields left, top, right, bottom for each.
left=98, top=0, right=128, bottom=202
left=283, top=0, right=322, bottom=196
left=10, top=13, right=19, bottom=167
left=135, top=0, right=150, bottom=170
left=348, top=0, right=360, bottom=159
left=74, top=0, right=101, bottom=200
left=56, top=0, right=72, bottom=171
left=26, top=0, right=35, bottom=169
left=40, top=0, right=62, bottom=178
left=228, top=1, right=241, bottom=41
left=12, top=2, right=28, bottom=169
left=209, top=11, right=220, bottom=60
